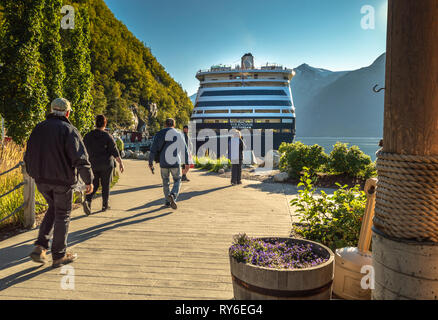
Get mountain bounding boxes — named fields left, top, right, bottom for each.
left=190, top=93, right=197, bottom=105
left=291, top=54, right=386, bottom=137
left=292, top=64, right=348, bottom=109
left=65, top=0, right=193, bottom=133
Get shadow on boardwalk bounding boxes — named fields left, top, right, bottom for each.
left=0, top=161, right=294, bottom=299
left=0, top=207, right=172, bottom=291
left=127, top=185, right=232, bottom=212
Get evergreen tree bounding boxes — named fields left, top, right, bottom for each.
left=61, top=6, right=93, bottom=134
left=0, top=0, right=49, bottom=144
left=40, top=0, right=65, bottom=105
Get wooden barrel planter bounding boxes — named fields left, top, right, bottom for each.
left=372, top=229, right=438, bottom=300
left=229, top=238, right=335, bottom=300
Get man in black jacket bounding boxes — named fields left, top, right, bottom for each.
left=24, top=98, right=94, bottom=268
left=83, top=115, right=125, bottom=213
left=149, top=118, right=189, bottom=210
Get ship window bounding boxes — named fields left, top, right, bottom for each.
left=231, top=109, right=253, bottom=114
left=282, top=119, right=294, bottom=123
left=282, top=129, right=292, bottom=133
left=255, top=109, right=281, bottom=113
left=282, top=109, right=292, bottom=113
left=230, top=119, right=253, bottom=124
left=204, top=110, right=229, bottom=114
left=203, top=119, right=229, bottom=124
left=195, top=110, right=204, bottom=114
left=255, top=119, right=282, bottom=123
left=197, top=100, right=291, bottom=107
left=201, top=90, right=286, bottom=97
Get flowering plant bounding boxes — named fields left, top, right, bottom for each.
left=229, top=234, right=328, bottom=270
left=291, top=167, right=367, bottom=250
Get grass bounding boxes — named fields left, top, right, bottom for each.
left=194, top=156, right=231, bottom=173
left=0, top=141, right=26, bottom=227
left=0, top=141, right=48, bottom=229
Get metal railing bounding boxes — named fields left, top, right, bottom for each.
left=0, top=162, right=41, bottom=228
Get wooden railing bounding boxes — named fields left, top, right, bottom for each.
left=0, top=162, right=39, bottom=229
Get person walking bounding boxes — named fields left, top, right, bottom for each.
left=229, top=129, right=244, bottom=185
left=149, top=118, right=189, bottom=209
left=181, top=125, right=192, bottom=182
left=24, top=98, right=94, bottom=268
left=83, top=115, right=125, bottom=214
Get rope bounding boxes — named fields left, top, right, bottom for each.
left=0, top=162, right=22, bottom=177
left=374, top=150, right=438, bottom=242
left=0, top=182, right=24, bottom=199
left=0, top=204, right=24, bottom=224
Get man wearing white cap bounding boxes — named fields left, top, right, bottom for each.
left=24, top=98, right=94, bottom=268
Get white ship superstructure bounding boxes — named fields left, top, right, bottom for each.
left=191, top=53, right=296, bottom=153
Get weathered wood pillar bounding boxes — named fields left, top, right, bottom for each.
left=383, top=0, right=438, bottom=154
left=22, top=164, right=35, bottom=229
left=372, top=0, right=438, bottom=300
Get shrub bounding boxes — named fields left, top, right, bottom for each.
left=327, top=142, right=375, bottom=179
left=291, top=168, right=367, bottom=250
left=279, top=141, right=328, bottom=178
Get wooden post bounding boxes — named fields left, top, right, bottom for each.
left=383, top=0, right=438, bottom=155
left=22, top=164, right=35, bottom=229
left=372, top=0, right=438, bottom=299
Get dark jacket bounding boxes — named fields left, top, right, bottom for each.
left=83, top=129, right=120, bottom=171
left=149, top=127, right=189, bottom=168
left=24, top=114, right=93, bottom=186
left=183, top=132, right=192, bottom=164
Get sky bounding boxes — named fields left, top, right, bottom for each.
left=104, top=0, right=388, bottom=96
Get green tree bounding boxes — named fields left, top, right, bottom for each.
left=61, top=6, right=93, bottom=134
left=0, top=0, right=49, bottom=144
left=40, top=0, right=65, bottom=105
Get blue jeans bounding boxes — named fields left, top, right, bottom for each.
left=161, top=167, right=182, bottom=202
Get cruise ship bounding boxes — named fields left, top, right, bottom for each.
left=191, top=53, right=296, bottom=156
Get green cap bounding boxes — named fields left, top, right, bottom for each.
left=51, top=98, right=72, bottom=112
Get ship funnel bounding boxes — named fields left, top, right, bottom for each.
left=241, top=53, right=254, bottom=70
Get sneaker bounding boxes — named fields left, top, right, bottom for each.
left=102, top=205, right=110, bottom=212
left=83, top=201, right=92, bottom=216
left=52, top=252, right=78, bottom=268
left=30, top=245, right=47, bottom=264
left=182, top=175, right=190, bottom=182
left=165, top=201, right=171, bottom=208
left=167, top=194, right=178, bottom=210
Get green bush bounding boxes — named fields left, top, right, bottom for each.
left=291, top=168, right=367, bottom=250
left=327, top=142, right=376, bottom=179
left=279, top=141, right=328, bottom=178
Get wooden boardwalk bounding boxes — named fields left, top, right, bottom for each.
left=0, top=160, right=298, bottom=300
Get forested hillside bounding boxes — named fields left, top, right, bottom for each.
left=0, top=0, right=192, bottom=139
left=69, top=0, right=193, bottom=133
